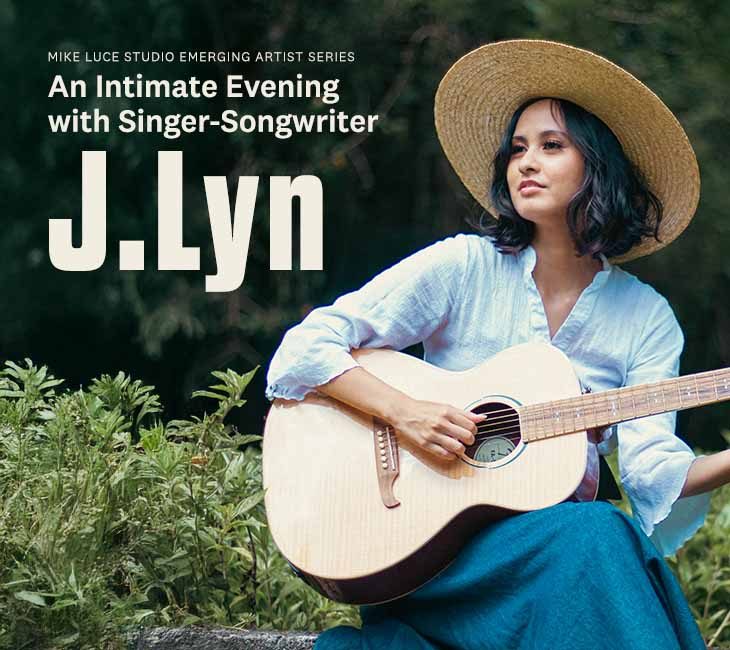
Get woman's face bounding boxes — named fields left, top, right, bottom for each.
left=506, top=99, right=585, bottom=227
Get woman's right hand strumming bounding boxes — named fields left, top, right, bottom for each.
left=388, top=397, right=485, bottom=461
left=316, top=365, right=485, bottom=462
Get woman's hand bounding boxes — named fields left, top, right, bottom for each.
left=387, top=397, right=486, bottom=461
left=316, top=366, right=485, bottom=462
left=587, top=426, right=608, bottom=444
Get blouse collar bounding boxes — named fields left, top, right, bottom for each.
left=519, top=244, right=612, bottom=284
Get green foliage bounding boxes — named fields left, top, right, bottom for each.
left=672, top=485, right=730, bottom=648
left=670, top=433, right=730, bottom=648
left=0, top=360, right=356, bottom=649
left=606, top=449, right=730, bottom=647
left=0, top=358, right=727, bottom=647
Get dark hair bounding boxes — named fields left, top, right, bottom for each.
left=473, top=97, right=662, bottom=259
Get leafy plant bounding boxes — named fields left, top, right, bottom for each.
left=606, top=447, right=730, bottom=647
left=0, top=358, right=724, bottom=647
left=669, top=433, right=730, bottom=648
left=0, top=360, right=356, bottom=649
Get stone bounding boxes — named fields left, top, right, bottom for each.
left=130, top=627, right=317, bottom=649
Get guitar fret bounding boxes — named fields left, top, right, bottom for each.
left=649, top=385, right=662, bottom=414
left=677, top=376, right=696, bottom=406
left=638, top=386, right=646, bottom=407
left=538, top=406, right=546, bottom=439
left=620, top=392, right=635, bottom=418
left=590, top=390, right=599, bottom=429
left=524, top=407, right=537, bottom=441
left=551, top=402, right=564, bottom=435
left=703, top=377, right=720, bottom=401
left=630, top=389, right=637, bottom=419
left=714, top=371, right=721, bottom=401
left=693, top=379, right=703, bottom=402
left=526, top=405, right=540, bottom=441
left=717, top=370, right=730, bottom=397
left=538, top=405, right=544, bottom=438
left=521, top=408, right=531, bottom=440
left=520, top=367, right=730, bottom=443
left=611, top=391, right=621, bottom=420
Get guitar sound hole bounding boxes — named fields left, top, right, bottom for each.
left=463, top=401, right=521, bottom=465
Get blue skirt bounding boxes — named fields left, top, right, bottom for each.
left=314, top=501, right=705, bottom=650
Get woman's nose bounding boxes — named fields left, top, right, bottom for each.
left=518, top=146, right=539, bottom=173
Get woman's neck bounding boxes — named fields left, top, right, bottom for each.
left=531, top=228, right=603, bottom=297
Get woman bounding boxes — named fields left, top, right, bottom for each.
left=266, top=40, right=729, bottom=649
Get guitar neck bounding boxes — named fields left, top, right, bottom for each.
left=521, top=367, right=730, bottom=442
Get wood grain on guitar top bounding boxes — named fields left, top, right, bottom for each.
left=263, top=343, right=590, bottom=602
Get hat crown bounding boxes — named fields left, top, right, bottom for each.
left=434, top=39, right=699, bottom=262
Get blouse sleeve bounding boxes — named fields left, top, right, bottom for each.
left=265, top=235, right=468, bottom=402
left=618, top=295, right=711, bottom=557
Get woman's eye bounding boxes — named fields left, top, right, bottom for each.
left=510, top=141, right=562, bottom=155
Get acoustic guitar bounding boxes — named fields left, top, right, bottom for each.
left=262, top=342, right=730, bottom=605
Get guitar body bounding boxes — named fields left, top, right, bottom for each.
left=263, top=342, right=599, bottom=604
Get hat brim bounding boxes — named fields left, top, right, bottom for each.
left=434, top=39, right=700, bottom=263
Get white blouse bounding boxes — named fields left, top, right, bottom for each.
left=265, top=233, right=710, bottom=556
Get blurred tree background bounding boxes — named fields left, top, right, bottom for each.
left=1, top=0, right=728, bottom=450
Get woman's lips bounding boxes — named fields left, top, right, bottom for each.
left=519, top=185, right=544, bottom=195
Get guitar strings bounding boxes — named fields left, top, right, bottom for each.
left=472, top=403, right=616, bottom=429
left=463, top=373, right=730, bottom=444
left=476, top=412, right=518, bottom=425
left=475, top=421, right=518, bottom=433
left=464, top=372, right=725, bottom=443
left=469, top=412, right=620, bottom=443
left=473, top=414, right=594, bottom=438
left=468, top=373, right=730, bottom=424
left=474, top=427, right=520, bottom=439
left=471, top=405, right=518, bottom=417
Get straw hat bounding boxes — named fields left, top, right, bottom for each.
left=434, top=39, right=700, bottom=262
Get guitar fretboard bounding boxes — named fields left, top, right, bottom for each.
left=520, top=368, right=730, bottom=442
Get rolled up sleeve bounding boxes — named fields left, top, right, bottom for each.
left=618, top=295, right=711, bottom=556
left=265, top=235, right=467, bottom=402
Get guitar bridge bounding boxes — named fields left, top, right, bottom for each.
left=373, top=417, right=400, bottom=508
